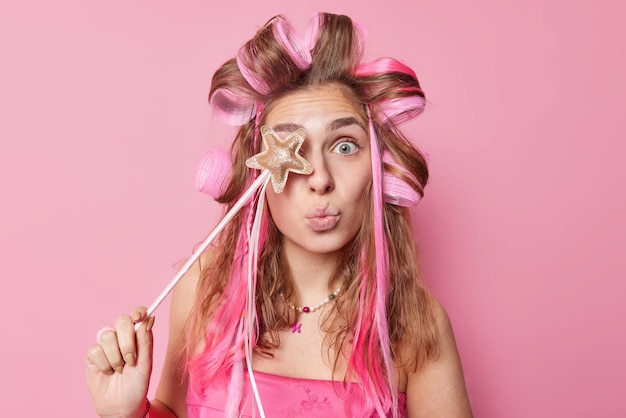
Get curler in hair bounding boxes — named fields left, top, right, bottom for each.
left=272, top=19, right=312, bottom=70
left=210, top=88, right=258, bottom=126
left=195, top=148, right=232, bottom=200
left=375, top=96, right=425, bottom=125
left=354, top=57, right=417, bottom=78
left=382, top=151, right=422, bottom=207
left=237, top=50, right=271, bottom=95
left=303, top=12, right=322, bottom=51
left=355, top=58, right=425, bottom=125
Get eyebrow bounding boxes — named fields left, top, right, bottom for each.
left=272, top=117, right=366, bottom=134
left=329, top=116, right=366, bottom=132
left=272, top=123, right=303, bottom=133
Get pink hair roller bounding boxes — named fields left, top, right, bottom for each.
left=237, top=51, right=271, bottom=95
left=354, top=57, right=417, bottom=78
left=375, top=96, right=425, bottom=125
left=303, top=13, right=322, bottom=51
left=210, top=88, right=258, bottom=126
left=272, top=19, right=312, bottom=70
left=355, top=58, right=425, bottom=125
left=382, top=151, right=422, bottom=207
left=195, top=148, right=232, bottom=200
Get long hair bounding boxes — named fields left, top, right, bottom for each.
left=186, top=13, right=440, bottom=417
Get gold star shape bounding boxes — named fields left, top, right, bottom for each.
left=245, top=125, right=312, bottom=193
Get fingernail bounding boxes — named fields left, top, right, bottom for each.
left=115, top=365, right=124, bottom=374
left=124, top=353, right=136, bottom=367
left=132, top=311, right=142, bottom=322
left=146, top=316, right=155, bottom=332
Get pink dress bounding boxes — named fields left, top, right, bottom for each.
left=187, top=370, right=407, bottom=417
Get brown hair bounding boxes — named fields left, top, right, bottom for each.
left=187, top=11, right=439, bottom=408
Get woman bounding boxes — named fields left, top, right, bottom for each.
left=85, top=12, right=473, bottom=417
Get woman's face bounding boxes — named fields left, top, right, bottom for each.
left=263, top=84, right=372, bottom=258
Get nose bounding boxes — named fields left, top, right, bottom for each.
left=307, top=155, right=334, bottom=194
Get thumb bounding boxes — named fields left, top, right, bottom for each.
left=135, top=316, right=154, bottom=374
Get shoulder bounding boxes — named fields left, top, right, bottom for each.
left=403, top=297, right=473, bottom=417
left=170, top=250, right=214, bottom=324
left=430, top=297, right=454, bottom=341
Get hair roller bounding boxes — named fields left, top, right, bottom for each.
left=195, top=148, right=232, bottom=200
left=303, top=12, right=322, bottom=51
left=374, top=96, right=425, bottom=125
left=354, top=57, right=417, bottom=78
left=272, top=19, right=312, bottom=70
left=210, top=88, right=258, bottom=126
left=355, top=58, right=425, bottom=125
left=382, top=151, right=422, bottom=207
left=236, top=50, right=271, bottom=95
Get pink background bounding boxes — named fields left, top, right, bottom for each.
left=1, top=1, right=624, bottom=416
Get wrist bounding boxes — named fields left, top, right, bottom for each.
left=124, top=398, right=150, bottom=418
left=99, top=399, right=150, bottom=418
left=138, top=398, right=151, bottom=418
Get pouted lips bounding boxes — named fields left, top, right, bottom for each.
left=305, top=207, right=340, bottom=232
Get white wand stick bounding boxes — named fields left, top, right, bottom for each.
left=135, top=170, right=270, bottom=330
left=135, top=125, right=312, bottom=330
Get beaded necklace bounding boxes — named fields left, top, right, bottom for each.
left=280, top=288, right=341, bottom=333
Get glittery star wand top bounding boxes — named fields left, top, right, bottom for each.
left=246, top=125, right=312, bottom=193
left=136, top=126, right=311, bottom=327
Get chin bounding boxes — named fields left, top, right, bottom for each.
left=295, top=234, right=354, bottom=255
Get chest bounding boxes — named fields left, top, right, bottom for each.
left=253, top=313, right=346, bottom=380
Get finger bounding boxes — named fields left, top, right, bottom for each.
left=85, top=344, right=114, bottom=375
left=131, top=306, right=148, bottom=323
left=135, top=316, right=155, bottom=373
left=115, top=314, right=138, bottom=368
left=96, top=326, right=116, bottom=344
left=99, top=327, right=125, bottom=373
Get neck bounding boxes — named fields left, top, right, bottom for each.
left=282, top=242, right=341, bottom=304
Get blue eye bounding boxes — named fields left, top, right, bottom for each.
left=333, top=141, right=358, bottom=155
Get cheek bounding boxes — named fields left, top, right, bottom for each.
left=344, top=165, right=371, bottom=203
left=265, top=188, right=295, bottom=229
left=265, top=191, right=282, bottom=217
left=345, top=170, right=371, bottom=221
